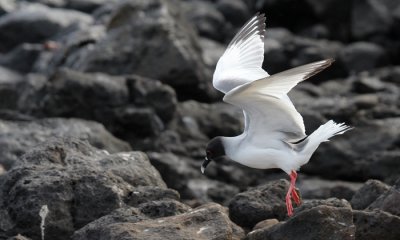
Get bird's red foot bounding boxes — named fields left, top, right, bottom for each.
left=285, top=170, right=301, bottom=216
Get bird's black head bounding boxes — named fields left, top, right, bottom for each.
left=201, top=137, right=226, bottom=174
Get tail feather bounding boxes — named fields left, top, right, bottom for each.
left=300, top=120, right=352, bottom=164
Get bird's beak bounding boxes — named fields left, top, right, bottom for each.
left=201, top=157, right=211, bottom=174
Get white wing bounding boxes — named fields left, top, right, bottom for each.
left=223, top=59, right=334, bottom=146
left=213, top=13, right=269, bottom=94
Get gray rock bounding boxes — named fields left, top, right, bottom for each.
left=60, top=0, right=216, bottom=101
left=229, top=180, right=290, bottom=228
left=72, top=207, right=150, bottom=240
left=298, top=178, right=363, bottom=200
left=177, top=100, right=243, bottom=139
left=73, top=203, right=245, bottom=240
left=73, top=199, right=190, bottom=240
left=0, top=0, right=17, bottom=16
left=147, top=152, right=239, bottom=205
left=0, top=43, right=43, bottom=73
left=65, top=0, right=116, bottom=13
left=353, top=209, right=400, bottom=240
left=182, top=0, right=229, bottom=42
left=73, top=199, right=192, bottom=240
left=246, top=205, right=355, bottom=240
left=0, top=118, right=131, bottom=170
left=352, top=75, right=386, bottom=93
left=6, top=234, right=31, bottom=240
left=367, top=178, right=400, bottom=216
left=302, top=118, right=400, bottom=180
left=125, top=186, right=180, bottom=207
left=0, top=137, right=168, bottom=239
left=0, top=4, right=92, bottom=52
left=338, top=42, right=388, bottom=73
left=17, top=0, right=114, bottom=13
left=252, top=219, right=279, bottom=231
left=18, top=69, right=178, bottom=152
left=351, top=0, right=393, bottom=39
left=216, top=0, right=250, bottom=27
left=0, top=66, right=22, bottom=110
left=351, top=179, right=390, bottom=210
left=137, top=199, right=191, bottom=218
left=304, top=0, right=352, bottom=41
left=293, top=198, right=352, bottom=215
left=198, top=37, right=225, bottom=70
left=366, top=151, right=400, bottom=183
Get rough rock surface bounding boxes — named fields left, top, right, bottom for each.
left=73, top=203, right=245, bottom=240
left=0, top=0, right=400, bottom=239
left=0, top=3, right=92, bottom=52
left=247, top=205, right=355, bottom=240
left=0, top=118, right=131, bottom=170
left=229, top=180, right=290, bottom=228
left=351, top=179, right=390, bottom=210
left=0, top=138, right=168, bottom=240
left=353, top=209, right=400, bottom=240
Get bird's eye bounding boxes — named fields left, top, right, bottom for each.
left=206, top=150, right=212, bottom=156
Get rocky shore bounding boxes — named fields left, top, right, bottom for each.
left=0, top=0, right=399, bottom=239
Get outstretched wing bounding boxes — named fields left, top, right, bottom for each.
left=223, top=59, right=334, bottom=146
left=213, top=13, right=269, bottom=94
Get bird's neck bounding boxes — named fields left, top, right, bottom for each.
left=220, top=134, right=246, bottom=160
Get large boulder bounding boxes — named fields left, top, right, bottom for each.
left=17, top=69, right=178, bottom=152
left=353, top=209, right=400, bottom=240
left=0, top=43, right=43, bottom=73
left=147, top=152, right=239, bottom=205
left=0, top=137, right=169, bottom=239
left=351, top=179, right=390, bottom=210
left=338, top=42, right=388, bottom=73
left=367, top=178, right=400, bottom=216
left=48, top=0, right=216, bottom=101
left=0, top=4, right=92, bottom=52
left=351, top=0, right=393, bottom=40
left=302, top=118, right=400, bottom=181
left=246, top=204, right=355, bottom=240
left=0, top=66, right=22, bottom=110
left=298, top=178, right=362, bottom=200
left=0, top=118, right=131, bottom=170
left=229, top=180, right=290, bottom=228
left=73, top=203, right=245, bottom=240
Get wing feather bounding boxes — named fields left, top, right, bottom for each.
left=213, top=13, right=268, bottom=93
left=223, top=59, right=334, bottom=145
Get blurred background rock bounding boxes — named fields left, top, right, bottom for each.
left=0, top=0, right=399, bottom=239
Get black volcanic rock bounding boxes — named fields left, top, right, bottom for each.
left=17, top=69, right=178, bottom=152
left=351, top=0, right=393, bottom=40
left=0, top=117, right=131, bottom=170
left=50, top=0, right=217, bottom=101
left=353, top=209, right=400, bottom=240
left=338, top=42, right=388, bottom=73
left=73, top=203, right=245, bottom=240
left=0, top=137, right=169, bottom=240
left=0, top=43, right=43, bottom=73
left=229, top=180, right=290, bottom=228
left=351, top=179, right=390, bottom=210
left=247, top=204, right=355, bottom=240
left=367, top=178, right=400, bottom=217
left=0, top=4, right=92, bottom=52
left=0, top=66, right=22, bottom=110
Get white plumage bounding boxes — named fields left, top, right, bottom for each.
left=204, top=13, right=352, bottom=216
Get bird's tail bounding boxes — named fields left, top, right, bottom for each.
left=300, top=120, right=352, bottom=165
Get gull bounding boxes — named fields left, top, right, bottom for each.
left=200, top=13, right=352, bottom=216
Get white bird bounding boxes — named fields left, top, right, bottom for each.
left=201, top=13, right=352, bottom=216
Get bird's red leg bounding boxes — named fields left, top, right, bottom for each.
left=285, top=185, right=294, bottom=216
left=290, top=170, right=301, bottom=205
left=286, top=170, right=302, bottom=217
